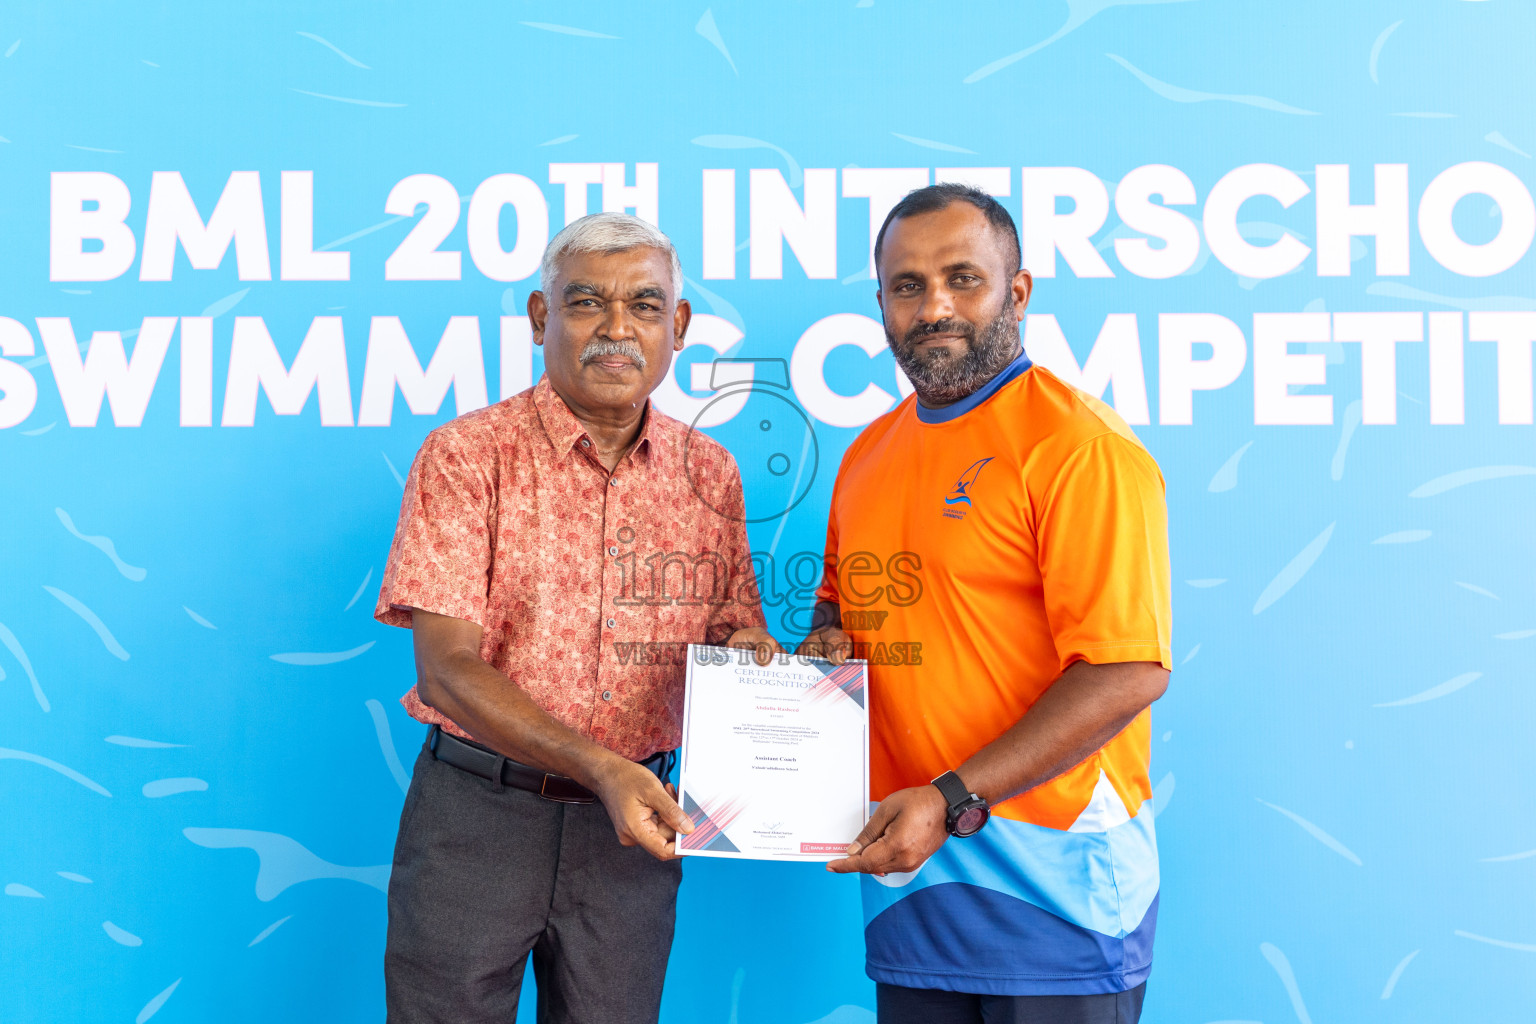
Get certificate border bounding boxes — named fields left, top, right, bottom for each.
left=677, top=643, right=869, bottom=862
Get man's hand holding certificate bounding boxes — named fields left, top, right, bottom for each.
left=677, top=645, right=869, bottom=861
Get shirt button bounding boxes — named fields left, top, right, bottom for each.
left=580, top=438, right=590, bottom=447
left=609, top=478, right=618, bottom=487
left=606, top=617, right=616, bottom=628
left=608, top=545, right=619, bottom=556
left=601, top=690, right=613, bottom=702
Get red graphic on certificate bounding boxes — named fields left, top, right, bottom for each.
left=799, top=842, right=849, bottom=855
left=805, top=662, right=866, bottom=707
left=680, top=792, right=748, bottom=853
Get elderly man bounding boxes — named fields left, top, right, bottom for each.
left=803, top=184, right=1172, bottom=1024
left=375, top=212, right=772, bottom=1024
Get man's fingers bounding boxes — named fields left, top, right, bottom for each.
left=826, top=836, right=894, bottom=874
left=635, top=831, right=672, bottom=861
left=649, top=800, right=680, bottom=844
left=827, top=802, right=902, bottom=871
left=727, top=631, right=783, bottom=666
left=851, top=817, right=886, bottom=851
left=799, top=629, right=853, bottom=665
left=825, top=629, right=852, bottom=666
left=730, top=638, right=771, bottom=666
left=826, top=848, right=877, bottom=873
left=599, top=767, right=693, bottom=856
left=649, top=786, right=695, bottom=834
left=848, top=802, right=895, bottom=854
left=800, top=633, right=833, bottom=663
left=628, top=811, right=680, bottom=861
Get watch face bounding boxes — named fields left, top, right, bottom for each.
left=954, top=804, right=988, bottom=837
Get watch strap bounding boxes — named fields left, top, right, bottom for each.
left=931, top=770, right=973, bottom=809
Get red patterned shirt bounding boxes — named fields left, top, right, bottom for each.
left=375, top=375, right=764, bottom=761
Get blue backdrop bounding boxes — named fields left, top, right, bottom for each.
left=2, top=3, right=1534, bottom=1022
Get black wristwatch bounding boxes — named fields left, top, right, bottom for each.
left=932, top=770, right=990, bottom=838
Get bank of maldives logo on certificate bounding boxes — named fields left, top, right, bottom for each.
left=678, top=645, right=869, bottom=861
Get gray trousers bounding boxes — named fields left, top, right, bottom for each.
left=385, top=741, right=682, bottom=1024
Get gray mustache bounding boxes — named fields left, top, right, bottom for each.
left=579, top=339, right=648, bottom=371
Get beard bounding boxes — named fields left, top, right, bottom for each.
left=886, top=298, right=1022, bottom=406
left=579, top=337, right=648, bottom=371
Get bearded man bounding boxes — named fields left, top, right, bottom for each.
left=802, top=184, right=1173, bottom=1024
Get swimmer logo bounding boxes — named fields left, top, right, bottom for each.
left=941, top=457, right=994, bottom=521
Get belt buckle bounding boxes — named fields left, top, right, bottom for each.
left=539, top=772, right=592, bottom=804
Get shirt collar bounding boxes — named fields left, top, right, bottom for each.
left=913, top=351, right=1034, bottom=425
left=532, top=374, right=658, bottom=463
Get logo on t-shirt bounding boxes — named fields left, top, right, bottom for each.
left=941, top=457, right=994, bottom=520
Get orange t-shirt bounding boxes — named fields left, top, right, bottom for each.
left=816, top=362, right=1172, bottom=830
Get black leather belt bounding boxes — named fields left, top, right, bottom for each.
left=428, top=725, right=674, bottom=805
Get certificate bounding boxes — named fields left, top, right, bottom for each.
left=676, top=644, right=869, bottom=861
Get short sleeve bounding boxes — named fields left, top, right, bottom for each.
left=1037, top=433, right=1172, bottom=673
left=374, top=428, right=495, bottom=629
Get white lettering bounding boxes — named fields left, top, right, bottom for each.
left=790, top=313, right=893, bottom=428
left=1315, top=163, right=1409, bottom=277
left=1114, top=164, right=1200, bottom=279
left=1418, top=162, right=1536, bottom=277
left=279, top=171, right=350, bottom=281
left=1024, top=313, right=1149, bottom=424
left=750, top=169, right=837, bottom=280
left=1203, top=164, right=1312, bottom=279
left=650, top=315, right=750, bottom=428
left=548, top=163, right=604, bottom=225
left=701, top=169, right=736, bottom=279
left=0, top=318, right=39, bottom=429
left=1157, top=313, right=1248, bottom=425
left=1332, top=312, right=1421, bottom=424
left=1428, top=311, right=1465, bottom=425
left=601, top=163, right=659, bottom=225
left=1020, top=167, right=1113, bottom=278
left=179, top=317, right=213, bottom=427
left=384, top=174, right=462, bottom=281
left=843, top=167, right=929, bottom=278
left=1469, top=311, right=1536, bottom=424
left=38, top=316, right=178, bottom=427
left=50, top=172, right=137, bottom=282
left=359, top=316, right=488, bottom=426
left=222, top=316, right=354, bottom=427
left=467, top=174, right=548, bottom=282
left=140, top=171, right=271, bottom=281
left=1253, top=313, right=1332, bottom=425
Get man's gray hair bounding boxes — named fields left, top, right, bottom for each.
left=539, top=212, right=684, bottom=303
